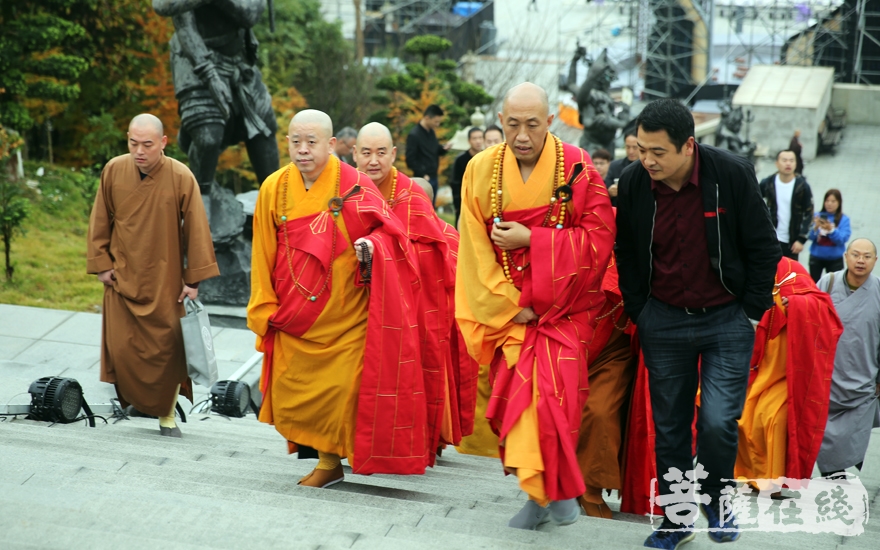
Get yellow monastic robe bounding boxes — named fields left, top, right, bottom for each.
left=735, top=293, right=788, bottom=490
left=455, top=136, right=560, bottom=503
left=455, top=363, right=501, bottom=458
left=248, top=158, right=368, bottom=460
left=87, top=154, right=218, bottom=416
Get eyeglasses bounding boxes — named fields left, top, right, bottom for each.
left=848, top=252, right=876, bottom=261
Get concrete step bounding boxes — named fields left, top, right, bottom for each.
left=0, top=482, right=369, bottom=549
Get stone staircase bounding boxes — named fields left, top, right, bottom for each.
left=2, top=411, right=877, bottom=550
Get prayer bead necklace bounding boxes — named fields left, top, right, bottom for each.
left=490, top=136, right=566, bottom=284
left=387, top=167, right=398, bottom=206
left=279, top=162, right=341, bottom=302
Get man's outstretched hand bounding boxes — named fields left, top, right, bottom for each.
left=512, top=307, right=538, bottom=324
left=491, top=221, right=531, bottom=251
left=178, top=285, right=198, bottom=303
left=354, top=238, right=374, bottom=262
left=97, top=269, right=115, bottom=286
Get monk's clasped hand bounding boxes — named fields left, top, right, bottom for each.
left=354, top=238, right=374, bottom=262
left=491, top=221, right=531, bottom=251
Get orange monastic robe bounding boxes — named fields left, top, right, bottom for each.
left=456, top=134, right=615, bottom=503
left=248, top=157, right=428, bottom=474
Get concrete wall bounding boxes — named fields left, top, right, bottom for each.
left=747, top=104, right=826, bottom=161
left=832, top=84, right=880, bottom=125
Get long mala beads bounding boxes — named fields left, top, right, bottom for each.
left=490, top=136, right=567, bottom=284
left=278, top=162, right=341, bottom=302
left=387, top=167, right=398, bottom=206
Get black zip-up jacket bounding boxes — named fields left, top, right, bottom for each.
left=615, top=144, right=781, bottom=323
left=758, top=174, right=814, bottom=245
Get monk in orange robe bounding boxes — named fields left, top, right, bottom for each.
left=456, top=83, right=615, bottom=529
left=87, top=114, right=218, bottom=437
left=353, top=123, right=477, bottom=463
left=735, top=258, right=843, bottom=493
left=247, top=110, right=428, bottom=488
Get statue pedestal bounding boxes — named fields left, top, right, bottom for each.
left=199, top=185, right=252, bottom=306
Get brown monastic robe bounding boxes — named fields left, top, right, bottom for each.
left=87, top=154, right=219, bottom=416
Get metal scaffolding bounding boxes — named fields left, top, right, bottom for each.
left=642, top=0, right=714, bottom=99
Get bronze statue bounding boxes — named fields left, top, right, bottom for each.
left=153, top=0, right=280, bottom=305
left=153, top=0, right=278, bottom=199
left=561, top=46, right=630, bottom=154
left=715, top=100, right=757, bottom=162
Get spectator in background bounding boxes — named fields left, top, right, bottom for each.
left=450, top=127, right=484, bottom=226
left=759, top=150, right=814, bottom=261
left=605, top=128, right=639, bottom=203
left=333, top=127, right=358, bottom=166
left=789, top=130, right=804, bottom=175
left=808, top=189, right=851, bottom=282
left=406, top=104, right=451, bottom=205
left=483, top=124, right=504, bottom=147
left=591, top=148, right=613, bottom=205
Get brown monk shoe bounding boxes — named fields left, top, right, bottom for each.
left=578, top=487, right=613, bottom=519
left=298, top=464, right=344, bottom=488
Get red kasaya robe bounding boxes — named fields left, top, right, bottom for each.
left=381, top=170, right=477, bottom=464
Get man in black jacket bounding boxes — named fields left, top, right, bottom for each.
left=405, top=104, right=451, bottom=205
left=616, top=99, right=780, bottom=548
left=758, top=150, right=813, bottom=260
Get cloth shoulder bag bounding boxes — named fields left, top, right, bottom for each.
left=180, top=297, right=219, bottom=387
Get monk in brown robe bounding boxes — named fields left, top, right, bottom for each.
left=87, top=114, right=219, bottom=437
left=576, top=254, right=636, bottom=518
left=248, top=110, right=428, bottom=488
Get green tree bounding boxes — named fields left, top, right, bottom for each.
left=256, top=0, right=379, bottom=130
left=0, top=127, right=30, bottom=281
left=0, top=1, right=90, bottom=132
left=404, top=35, right=453, bottom=66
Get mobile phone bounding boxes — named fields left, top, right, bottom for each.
left=819, top=212, right=832, bottom=221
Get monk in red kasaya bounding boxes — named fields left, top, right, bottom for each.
left=247, top=109, right=428, bottom=487
left=456, top=82, right=615, bottom=529
left=736, top=257, right=843, bottom=492
left=353, top=123, right=477, bottom=463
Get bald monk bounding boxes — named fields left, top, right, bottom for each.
left=736, top=257, right=843, bottom=493
left=87, top=114, right=219, bottom=437
left=354, top=123, right=466, bottom=461
left=456, top=83, right=615, bottom=529
left=248, top=110, right=428, bottom=487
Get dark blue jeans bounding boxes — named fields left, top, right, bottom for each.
left=637, top=298, right=754, bottom=507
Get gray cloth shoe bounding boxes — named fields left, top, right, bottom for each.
left=548, top=498, right=579, bottom=526
left=159, top=426, right=182, bottom=438
left=508, top=500, right=550, bottom=530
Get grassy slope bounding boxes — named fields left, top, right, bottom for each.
left=0, top=164, right=103, bottom=312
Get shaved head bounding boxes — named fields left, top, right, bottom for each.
left=847, top=238, right=877, bottom=256
left=354, top=122, right=397, bottom=187
left=127, top=113, right=166, bottom=174
left=357, top=122, right=393, bottom=148
left=498, top=82, right=554, bottom=167
left=412, top=177, right=434, bottom=202
left=288, top=109, right=336, bottom=184
left=502, top=82, right=549, bottom=118
left=129, top=113, right=164, bottom=136
left=289, top=109, right=334, bottom=140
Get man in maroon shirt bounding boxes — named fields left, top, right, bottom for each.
left=616, top=99, right=780, bottom=548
